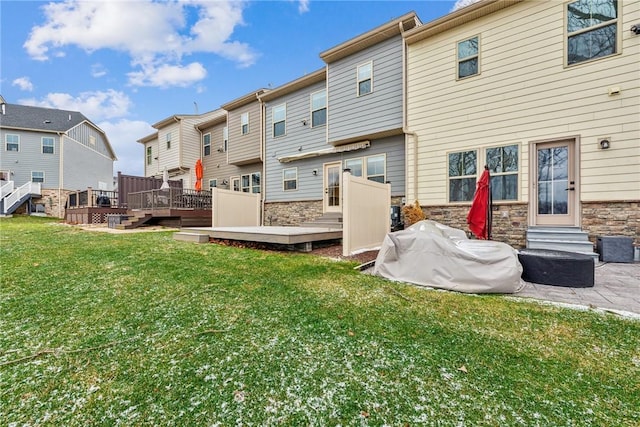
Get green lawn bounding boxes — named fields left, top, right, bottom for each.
left=1, top=216, right=639, bottom=426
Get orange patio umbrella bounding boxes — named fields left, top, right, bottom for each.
left=195, top=158, right=203, bottom=191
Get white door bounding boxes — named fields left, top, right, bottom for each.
left=323, top=162, right=342, bottom=213
left=533, top=139, right=577, bottom=226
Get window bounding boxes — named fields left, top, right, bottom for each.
left=203, top=133, right=211, bottom=156
left=42, top=137, right=54, bottom=154
left=252, top=172, right=261, bottom=193
left=567, top=0, right=618, bottom=65
left=344, top=158, right=363, bottom=177
left=272, top=104, right=286, bottom=137
left=223, top=126, right=228, bottom=152
left=448, top=150, right=477, bottom=202
left=209, top=179, right=217, bottom=188
left=311, top=90, right=327, bottom=127
left=6, top=134, right=19, bottom=152
left=344, top=155, right=386, bottom=183
left=241, top=112, right=249, bottom=135
left=457, top=36, right=479, bottom=79
left=146, top=146, right=153, bottom=165
left=31, top=171, right=45, bottom=183
left=89, top=135, right=96, bottom=147
left=357, top=62, right=372, bottom=96
left=283, top=168, right=297, bottom=191
left=366, top=155, right=386, bottom=183
left=232, top=177, right=240, bottom=191
left=486, top=144, right=519, bottom=201
left=166, top=133, right=171, bottom=149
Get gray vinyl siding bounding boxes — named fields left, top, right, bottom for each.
left=227, top=102, right=262, bottom=165
left=263, top=80, right=328, bottom=202
left=66, top=122, right=113, bottom=159
left=327, top=35, right=404, bottom=143
left=266, top=134, right=405, bottom=203
left=0, top=130, right=60, bottom=188
left=62, top=135, right=114, bottom=190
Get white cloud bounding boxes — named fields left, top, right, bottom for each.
left=127, top=62, right=207, bottom=88
left=12, top=77, right=34, bottom=91
left=452, top=0, right=482, bottom=11
left=98, top=119, right=155, bottom=176
left=91, top=63, right=107, bottom=78
left=19, top=89, right=132, bottom=121
left=298, top=0, right=310, bottom=14
left=24, top=0, right=256, bottom=88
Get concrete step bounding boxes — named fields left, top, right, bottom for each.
left=173, top=232, right=209, bottom=243
left=526, top=226, right=590, bottom=242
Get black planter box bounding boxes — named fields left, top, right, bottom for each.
left=596, top=236, right=633, bottom=263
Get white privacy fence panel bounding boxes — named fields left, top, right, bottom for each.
left=342, top=171, right=390, bottom=256
left=212, top=188, right=261, bottom=227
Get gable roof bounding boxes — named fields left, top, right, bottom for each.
left=0, top=102, right=91, bottom=133
left=0, top=102, right=116, bottom=160
left=319, top=11, right=420, bottom=63
left=258, top=68, right=326, bottom=103
left=221, top=88, right=269, bottom=111
left=404, top=0, right=522, bottom=44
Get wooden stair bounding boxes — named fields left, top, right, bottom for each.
left=115, top=211, right=152, bottom=230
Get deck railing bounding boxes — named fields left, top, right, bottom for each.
left=67, top=188, right=119, bottom=208
left=128, top=188, right=212, bottom=210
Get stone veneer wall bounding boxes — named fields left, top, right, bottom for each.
left=421, top=203, right=529, bottom=249
left=18, top=189, right=72, bottom=219
left=264, top=200, right=323, bottom=226
left=582, top=201, right=639, bottom=246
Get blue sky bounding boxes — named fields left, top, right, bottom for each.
left=1, top=0, right=471, bottom=176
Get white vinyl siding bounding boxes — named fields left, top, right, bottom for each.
left=405, top=0, right=639, bottom=204
left=6, top=134, right=19, bottom=152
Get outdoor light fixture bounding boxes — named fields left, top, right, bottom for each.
left=599, top=139, right=610, bottom=149
left=631, top=23, right=640, bottom=35
left=312, top=169, right=318, bottom=176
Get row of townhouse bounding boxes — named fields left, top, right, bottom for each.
left=139, top=0, right=639, bottom=248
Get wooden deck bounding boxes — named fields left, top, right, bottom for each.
left=183, top=226, right=343, bottom=251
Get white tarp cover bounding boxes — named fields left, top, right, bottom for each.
left=373, top=220, right=524, bottom=294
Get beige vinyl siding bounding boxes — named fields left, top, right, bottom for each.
left=406, top=0, right=640, bottom=204
left=227, top=101, right=262, bottom=165
left=158, top=124, right=180, bottom=172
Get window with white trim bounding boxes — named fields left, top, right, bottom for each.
left=344, top=154, right=386, bottom=183
left=232, top=176, right=240, bottom=191
left=239, top=172, right=260, bottom=193
left=6, top=134, right=19, bottom=152
left=283, top=168, right=297, bottom=191
left=486, top=144, right=519, bottom=201
left=166, top=133, right=171, bottom=149
left=567, top=0, right=618, bottom=65
left=223, top=126, right=228, bottom=152
left=42, top=137, right=54, bottom=154
left=209, top=179, right=217, bottom=188
left=448, top=150, right=477, bottom=202
left=203, top=133, right=211, bottom=156
left=241, top=112, right=249, bottom=135
left=32, top=171, right=45, bottom=183
left=311, top=90, right=326, bottom=127
left=146, top=146, right=153, bottom=165
left=357, top=62, right=372, bottom=96
left=272, top=104, right=286, bottom=137
left=457, top=36, right=479, bottom=79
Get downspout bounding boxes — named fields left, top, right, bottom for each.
left=400, top=20, right=419, bottom=203
left=257, top=91, right=266, bottom=226
left=58, top=132, right=64, bottom=219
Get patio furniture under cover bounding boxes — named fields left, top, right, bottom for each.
left=373, top=220, right=524, bottom=294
